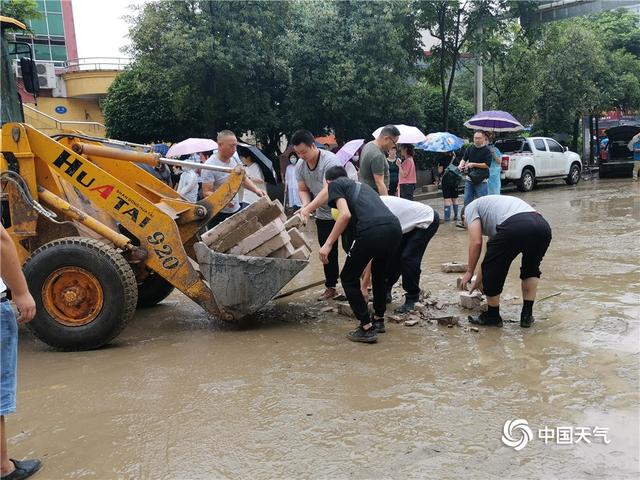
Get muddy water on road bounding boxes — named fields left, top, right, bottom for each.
left=10, top=179, right=639, bottom=479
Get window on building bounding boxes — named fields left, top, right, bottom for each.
left=45, top=0, right=62, bottom=13
left=34, top=43, right=51, bottom=61
left=47, top=14, right=65, bottom=37
left=50, top=45, right=67, bottom=62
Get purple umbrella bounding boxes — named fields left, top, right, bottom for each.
left=336, top=139, right=364, bottom=166
left=464, top=111, right=524, bottom=132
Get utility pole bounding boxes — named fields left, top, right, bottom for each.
left=474, top=60, right=483, bottom=114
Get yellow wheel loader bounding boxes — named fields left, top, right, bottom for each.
left=0, top=17, right=307, bottom=350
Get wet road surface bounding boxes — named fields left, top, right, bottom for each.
left=9, top=178, right=640, bottom=479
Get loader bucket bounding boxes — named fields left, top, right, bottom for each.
left=194, top=242, right=308, bottom=319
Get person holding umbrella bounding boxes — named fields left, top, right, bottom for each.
left=458, top=131, right=492, bottom=215
left=237, top=148, right=267, bottom=207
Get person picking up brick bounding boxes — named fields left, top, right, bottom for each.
left=459, top=195, right=552, bottom=328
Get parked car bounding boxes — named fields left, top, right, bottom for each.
left=494, top=137, right=582, bottom=192
left=599, top=125, right=640, bottom=178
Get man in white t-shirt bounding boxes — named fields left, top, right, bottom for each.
left=201, top=130, right=266, bottom=229
left=380, top=196, right=440, bottom=313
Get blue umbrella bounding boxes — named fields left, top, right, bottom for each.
left=416, top=132, right=465, bottom=152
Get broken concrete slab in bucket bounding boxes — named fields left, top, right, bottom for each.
left=194, top=242, right=308, bottom=320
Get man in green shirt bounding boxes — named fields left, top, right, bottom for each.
left=358, top=125, right=400, bottom=195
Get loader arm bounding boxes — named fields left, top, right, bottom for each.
left=1, top=123, right=242, bottom=320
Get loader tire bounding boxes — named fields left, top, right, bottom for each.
left=23, top=237, right=138, bottom=351
left=137, top=273, right=175, bottom=308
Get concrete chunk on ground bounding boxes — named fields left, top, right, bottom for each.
left=442, top=262, right=468, bottom=273
left=460, top=291, right=483, bottom=309
left=244, top=230, right=291, bottom=258
left=404, top=317, right=420, bottom=326
left=336, top=302, right=354, bottom=318
left=268, top=241, right=296, bottom=258
left=288, top=228, right=311, bottom=250
left=290, top=245, right=311, bottom=260
left=434, top=315, right=460, bottom=326
left=229, top=218, right=286, bottom=255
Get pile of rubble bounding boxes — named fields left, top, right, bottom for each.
left=329, top=262, right=493, bottom=333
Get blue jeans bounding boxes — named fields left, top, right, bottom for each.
left=1, top=301, right=18, bottom=415
left=463, top=180, right=488, bottom=206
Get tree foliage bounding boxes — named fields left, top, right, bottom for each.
left=103, top=0, right=640, bottom=157
left=283, top=0, right=424, bottom=142
left=0, top=0, right=41, bottom=27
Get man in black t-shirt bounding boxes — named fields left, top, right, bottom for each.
left=300, top=166, right=402, bottom=343
left=459, top=131, right=492, bottom=208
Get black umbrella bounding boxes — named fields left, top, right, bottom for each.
left=238, top=143, right=277, bottom=184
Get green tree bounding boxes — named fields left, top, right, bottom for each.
left=415, top=80, right=473, bottom=135
left=0, top=0, right=41, bottom=27
left=533, top=23, right=609, bottom=151
left=476, top=21, right=541, bottom=125
left=106, top=0, right=292, bottom=155
left=102, top=64, right=177, bottom=143
left=283, top=0, right=424, bottom=142
left=415, top=0, right=533, bottom=131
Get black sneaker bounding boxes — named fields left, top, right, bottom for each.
left=347, top=326, right=378, bottom=343
left=373, top=318, right=386, bottom=333
left=468, top=312, right=503, bottom=327
left=394, top=302, right=414, bottom=314
left=520, top=313, right=535, bottom=328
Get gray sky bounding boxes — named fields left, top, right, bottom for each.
left=72, top=0, right=147, bottom=59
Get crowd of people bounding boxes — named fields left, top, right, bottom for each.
left=287, top=126, right=552, bottom=343
left=156, top=126, right=551, bottom=345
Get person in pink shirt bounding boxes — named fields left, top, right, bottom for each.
left=398, top=144, right=417, bottom=200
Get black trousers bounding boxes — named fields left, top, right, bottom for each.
left=387, top=212, right=440, bottom=296
left=340, top=223, right=402, bottom=325
left=482, top=212, right=552, bottom=297
left=400, top=183, right=416, bottom=200
left=389, top=181, right=399, bottom=197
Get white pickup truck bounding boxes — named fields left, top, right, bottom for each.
left=494, top=137, right=582, bottom=192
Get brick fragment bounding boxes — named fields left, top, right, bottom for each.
left=244, top=230, right=291, bottom=257
left=442, top=262, right=468, bottom=273
left=230, top=218, right=286, bottom=255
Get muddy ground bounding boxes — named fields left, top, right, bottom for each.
left=8, top=177, right=640, bottom=479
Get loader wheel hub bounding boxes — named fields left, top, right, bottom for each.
left=42, top=267, right=104, bottom=327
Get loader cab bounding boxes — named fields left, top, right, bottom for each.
left=0, top=16, right=39, bottom=125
